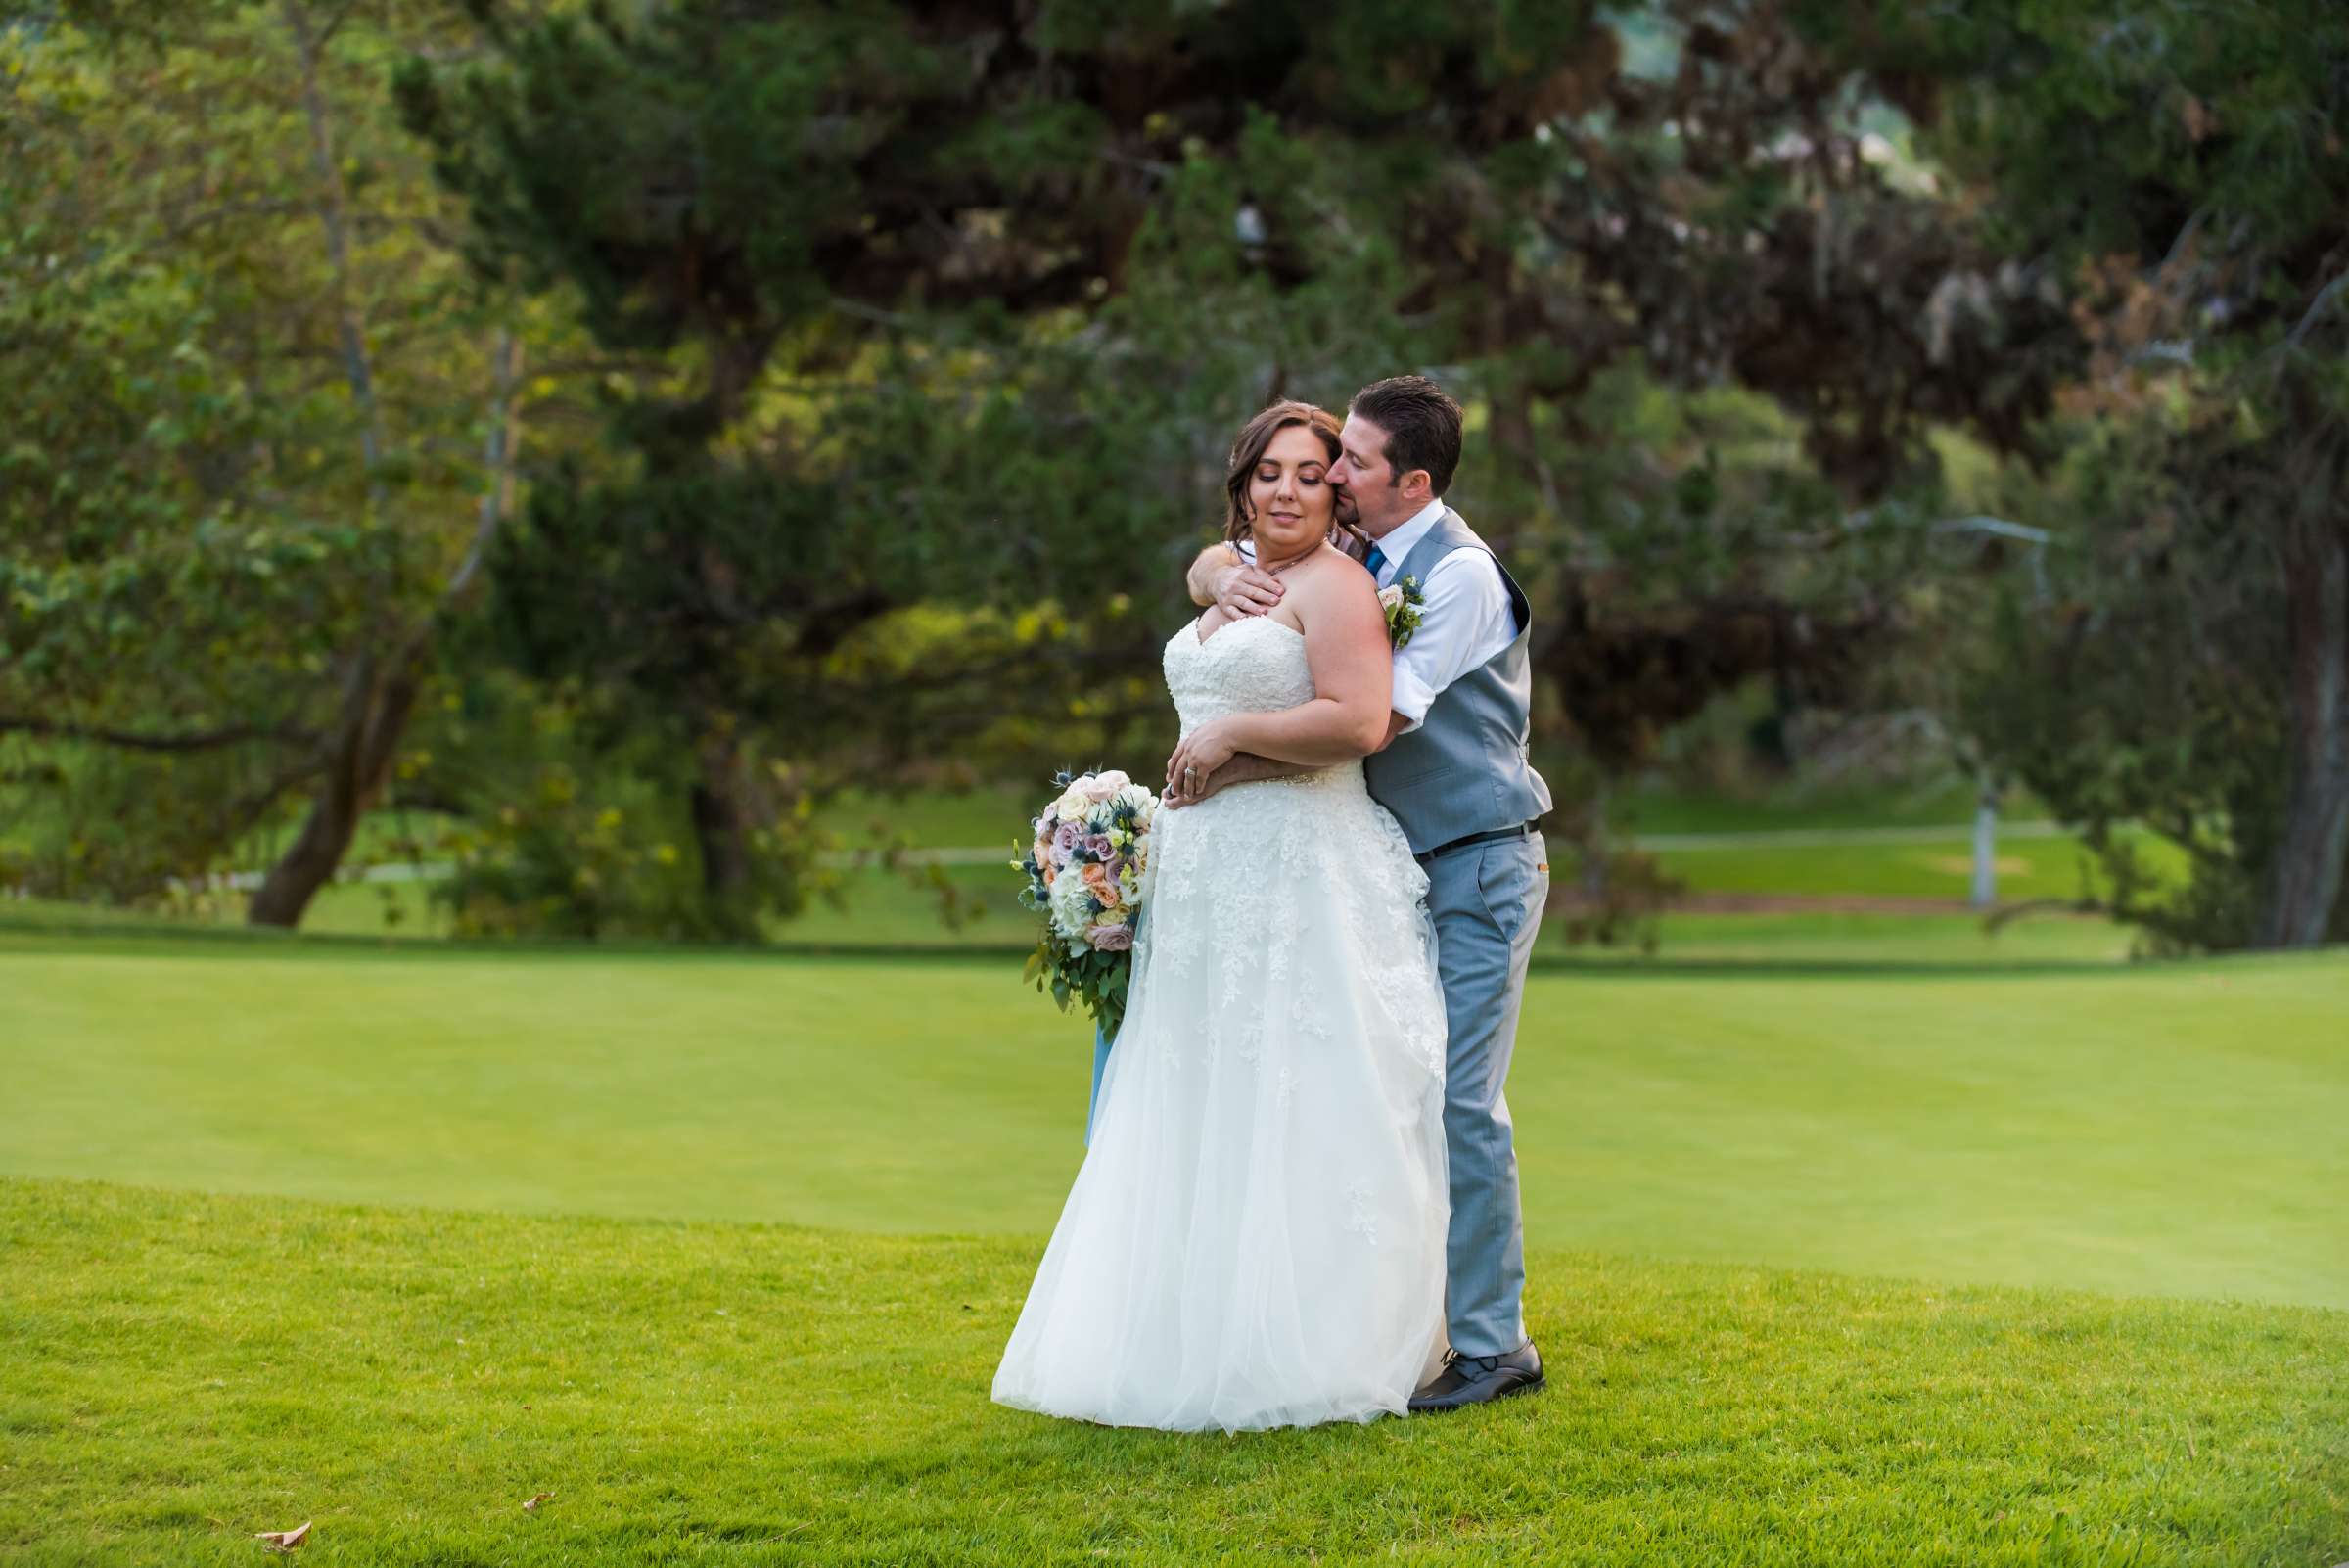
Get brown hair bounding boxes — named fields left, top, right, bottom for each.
left=1349, top=374, right=1463, bottom=498
left=1221, top=400, right=1343, bottom=544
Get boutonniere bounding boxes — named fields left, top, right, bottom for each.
left=1377, top=576, right=1425, bottom=649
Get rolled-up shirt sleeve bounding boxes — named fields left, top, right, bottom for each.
left=1388, top=551, right=1518, bottom=730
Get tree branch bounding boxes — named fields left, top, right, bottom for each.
left=0, top=715, right=313, bottom=754
left=2286, top=270, right=2347, bottom=350
left=282, top=0, right=387, bottom=506
left=441, top=329, right=522, bottom=605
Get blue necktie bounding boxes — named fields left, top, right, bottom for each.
left=1362, top=544, right=1388, bottom=581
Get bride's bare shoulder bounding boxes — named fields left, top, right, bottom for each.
left=1289, top=544, right=1380, bottom=609
left=1287, top=544, right=1390, bottom=628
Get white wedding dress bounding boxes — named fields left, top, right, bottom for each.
left=991, top=614, right=1451, bottom=1433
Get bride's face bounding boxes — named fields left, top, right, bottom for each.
left=1247, top=425, right=1337, bottom=558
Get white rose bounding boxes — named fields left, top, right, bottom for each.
left=1085, top=768, right=1130, bottom=801
left=1047, top=862, right=1096, bottom=942
left=1378, top=584, right=1404, bottom=612
left=1051, top=783, right=1092, bottom=822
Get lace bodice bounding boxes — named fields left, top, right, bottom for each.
left=1164, top=616, right=1318, bottom=734
left=1162, top=614, right=1367, bottom=797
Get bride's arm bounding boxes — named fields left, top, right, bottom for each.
left=1164, top=574, right=1394, bottom=786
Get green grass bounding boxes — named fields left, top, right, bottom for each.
left=3, top=1178, right=2344, bottom=1566
left=15, top=878, right=2143, bottom=967
left=1547, top=910, right=2135, bottom=965
left=817, top=783, right=1047, bottom=848
left=86, top=854, right=2153, bottom=963
left=1612, top=775, right=2049, bottom=834
left=2, top=930, right=2340, bottom=1309
left=1647, top=831, right=2171, bottom=903
left=4, top=931, right=2345, bottom=1563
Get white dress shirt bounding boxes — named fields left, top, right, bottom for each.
left=1234, top=496, right=1519, bottom=732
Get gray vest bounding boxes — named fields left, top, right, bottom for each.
left=1361, top=509, right=1553, bottom=855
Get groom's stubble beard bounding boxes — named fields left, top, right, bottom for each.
left=1352, top=475, right=1417, bottom=540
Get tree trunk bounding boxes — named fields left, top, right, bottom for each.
left=248, top=0, right=401, bottom=932
left=689, top=728, right=756, bottom=905
left=244, top=334, right=521, bottom=929
left=2258, top=513, right=2349, bottom=947
left=1580, top=773, right=1610, bottom=900
left=248, top=652, right=422, bottom=927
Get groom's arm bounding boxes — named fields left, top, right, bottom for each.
left=1169, top=715, right=1406, bottom=807
left=1165, top=751, right=1306, bottom=807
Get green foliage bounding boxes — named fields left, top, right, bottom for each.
left=1874, top=0, right=2349, bottom=284
left=0, top=17, right=388, bottom=728
left=435, top=762, right=793, bottom=945
left=16, top=0, right=2342, bottom=952
left=0, top=5, right=577, bottom=916
left=387, top=0, right=1456, bottom=938
left=1957, top=419, right=2325, bottom=953
left=1882, top=0, right=2349, bottom=948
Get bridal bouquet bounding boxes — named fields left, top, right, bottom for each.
left=1014, top=769, right=1158, bottom=1039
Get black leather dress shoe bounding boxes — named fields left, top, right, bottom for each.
left=1407, top=1341, right=1544, bottom=1412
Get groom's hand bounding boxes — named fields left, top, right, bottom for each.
left=1186, top=542, right=1282, bottom=614
left=1213, top=563, right=1284, bottom=619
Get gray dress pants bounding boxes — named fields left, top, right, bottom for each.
left=1420, top=831, right=1546, bottom=1357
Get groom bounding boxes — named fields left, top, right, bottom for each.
left=1171, top=375, right=1552, bottom=1412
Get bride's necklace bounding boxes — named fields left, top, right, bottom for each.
left=1256, top=544, right=1318, bottom=578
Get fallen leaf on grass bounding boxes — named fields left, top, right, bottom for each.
left=254, top=1521, right=311, bottom=1551
left=523, top=1493, right=555, bottom=1513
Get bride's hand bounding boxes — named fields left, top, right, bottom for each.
left=1166, top=720, right=1240, bottom=800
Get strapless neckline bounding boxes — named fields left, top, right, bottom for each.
left=1189, top=614, right=1304, bottom=650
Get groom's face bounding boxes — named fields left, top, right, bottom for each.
left=1332, top=413, right=1421, bottom=535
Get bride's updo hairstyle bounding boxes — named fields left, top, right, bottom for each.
left=1221, top=400, right=1343, bottom=545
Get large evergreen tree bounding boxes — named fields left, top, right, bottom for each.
left=394, top=0, right=2087, bottom=937
left=1880, top=0, right=2349, bottom=947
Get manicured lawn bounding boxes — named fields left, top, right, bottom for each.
left=278, top=850, right=2150, bottom=953
left=2, top=1178, right=2342, bottom=1566
left=1652, top=831, right=2105, bottom=902
left=2, top=929, right=2339, bottom=1308
left=3, top=930, right=2343, bottom=1565
left=1549, top=909, right=2134, bottom=965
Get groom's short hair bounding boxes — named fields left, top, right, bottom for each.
left=1350, top=375, right=1462, bottom=498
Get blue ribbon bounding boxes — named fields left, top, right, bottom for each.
left=1083, top=899, right=1143, bottom=1145
left=1084, top=1018, right=1115, bottom=1147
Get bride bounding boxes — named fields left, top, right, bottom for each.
left=990, top=401, right=1451, bottom=1433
